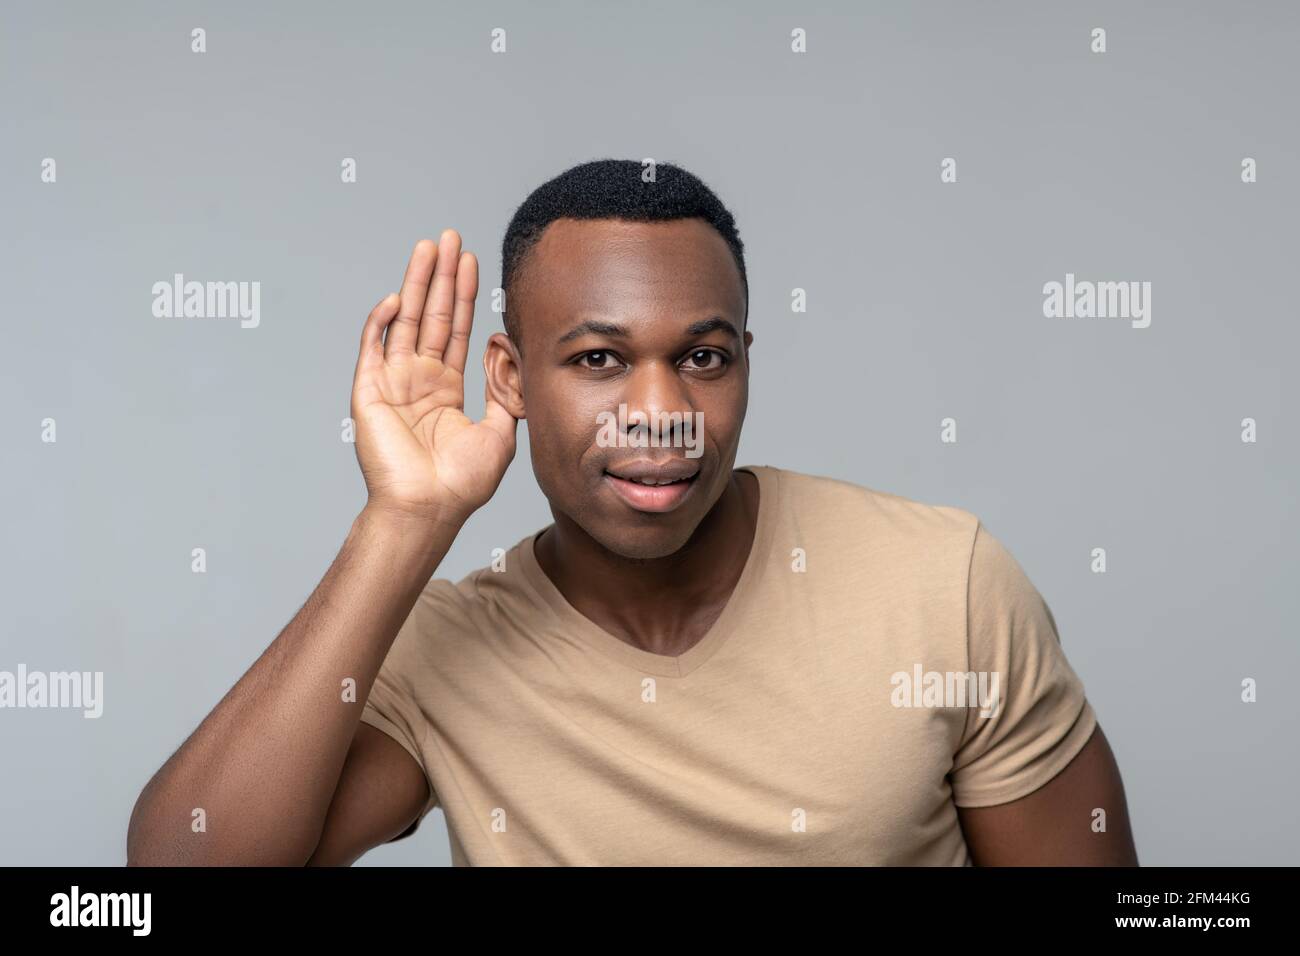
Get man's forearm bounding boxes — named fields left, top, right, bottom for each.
left=126, top=504, right=460, bottom=865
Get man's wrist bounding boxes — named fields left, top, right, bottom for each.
left=356, top=498, right=468, bottom=546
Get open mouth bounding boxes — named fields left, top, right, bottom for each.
left=606, top=473, right=695, bottom=487
left=602, top=465, right=700, bottom=513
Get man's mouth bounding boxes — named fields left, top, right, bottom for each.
left=603, top=461, right=700, bottom=513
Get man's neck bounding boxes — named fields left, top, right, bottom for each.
left=534, top=469, right=760, bottom=656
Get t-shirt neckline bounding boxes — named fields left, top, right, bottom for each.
left=517, top=465, right=779, bottom=679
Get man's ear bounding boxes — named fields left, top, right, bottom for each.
left=484, top=332, right=526, bottom=419
left=743, top=329, right=753, bottom=366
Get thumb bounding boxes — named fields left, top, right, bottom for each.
left=479, top=380, right=519, bottom=452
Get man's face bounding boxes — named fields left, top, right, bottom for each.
left=511, top=217, right=751, bottom=560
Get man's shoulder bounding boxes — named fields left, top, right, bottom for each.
left=406, top=532, right=541, bottom=626
left=755, top=464, right=980, bottom=546
left=376, top=535, right=545, bottom=675
left=754, top=465, right=983, bottom=623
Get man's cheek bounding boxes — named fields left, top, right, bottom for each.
left=533, top=414, right=597, bottom=469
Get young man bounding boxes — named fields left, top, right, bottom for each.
left=128, top=160, right=1137, bottom=866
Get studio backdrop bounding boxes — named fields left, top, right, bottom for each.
left=1, top=0, right=1295, bottom=865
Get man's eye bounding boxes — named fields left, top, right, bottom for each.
left=683, top=349, right=725, bottom=370
left=578, top=351, right=619, bottom=369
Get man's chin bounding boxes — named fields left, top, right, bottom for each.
left=583, top=516, right=701, bottom=562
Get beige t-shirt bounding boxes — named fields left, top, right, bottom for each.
left=360, top=464, right=1097, bottom=865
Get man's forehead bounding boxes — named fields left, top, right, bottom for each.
left=538, top=215, right=713, bottom=247
left=522, top=217, right=742, bottom=305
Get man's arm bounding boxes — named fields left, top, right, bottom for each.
left=126, top=504, right=456, bottom=866
left=127, top=233, right=517, bottom=866
left=956, top=723, right=1138, bottom=865
left=306, top=722, right=432, bottom=866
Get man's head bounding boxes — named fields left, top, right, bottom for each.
left=484, top=159, right=752, bottom=560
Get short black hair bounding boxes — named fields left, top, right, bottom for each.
left=500, top=158, right=748, bottom=348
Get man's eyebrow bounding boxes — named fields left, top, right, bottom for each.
left=557, top=320, right=630, bottom=344
left=685, top=317, right=740, bottom=339
left=556, top=316, right=740, bottom=344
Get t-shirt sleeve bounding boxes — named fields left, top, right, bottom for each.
left=358, top=587, right=443, bottom=839
left=948, top=520, right=1098, bottom=808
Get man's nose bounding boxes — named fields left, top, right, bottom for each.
left=620, top=361, right=695, bottom=444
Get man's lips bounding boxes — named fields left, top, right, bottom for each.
left=605, top=459, right=700, bottom=482
left=602, top=459, right=700, bottom=513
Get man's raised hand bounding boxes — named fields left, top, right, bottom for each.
left=351, top=231, right=517, bottom=526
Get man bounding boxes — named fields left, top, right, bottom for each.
left=127, top=159, right=1137, bottom=866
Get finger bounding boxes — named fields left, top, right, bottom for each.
left=440, top=252, right=478, bottom=373
left=358, top=292, right=400, bottom=368
left=386, top=239, right=438, bottom=359
left=416, top=229, right=462, bottom=360
left=353, top=292, right=400, bottom=410
left=480, top=380, right=519, bottom=452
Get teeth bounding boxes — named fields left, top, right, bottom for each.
left=623, top=476, right=685, bottom=486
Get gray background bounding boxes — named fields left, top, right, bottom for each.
left=1, top=0, right=1295, bottom=866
